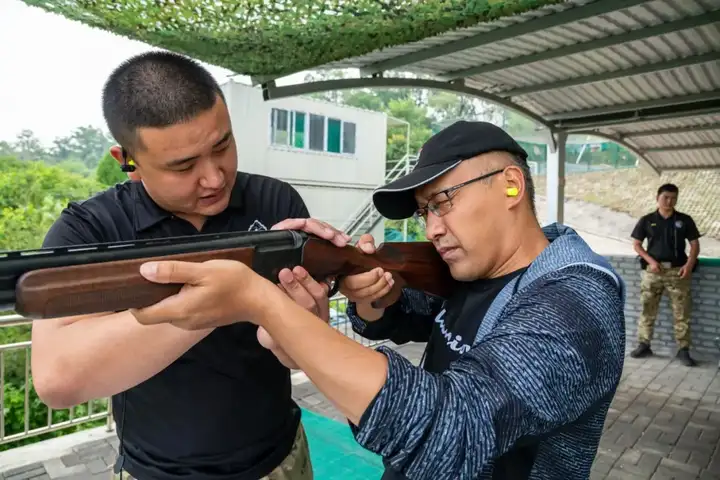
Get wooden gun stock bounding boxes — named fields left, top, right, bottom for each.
left=302, top=238, right=454, bottom=303
left=15, top=249, right=256, bottom=319
left=12, top=236, right=453, bottom=319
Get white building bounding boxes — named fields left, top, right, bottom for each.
left=220, top=79, right=389, bottom=242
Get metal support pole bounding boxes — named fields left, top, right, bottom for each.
left=403, top=152, right=410, bottom=241
left=546, top=131, right=567, bottom=225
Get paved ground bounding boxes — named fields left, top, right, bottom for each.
left=1, top=343, right=719, bottom=480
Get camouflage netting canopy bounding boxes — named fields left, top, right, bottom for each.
left=22, top=0, right=563, bottom=77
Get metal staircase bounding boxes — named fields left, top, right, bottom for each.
left=341, top=154, right=418, bottom=243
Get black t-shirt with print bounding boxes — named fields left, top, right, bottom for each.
left=423, top=267, right=528, bottom=374
left=380, top=266, right=530, bottom=480
left=41, top=172, right=310, bottom=480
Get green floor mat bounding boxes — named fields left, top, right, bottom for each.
left=301, top=409, right=385, bottom=479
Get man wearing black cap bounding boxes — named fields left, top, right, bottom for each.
left=127, top=121, right=627, bottom=480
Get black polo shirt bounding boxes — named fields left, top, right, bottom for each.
left=42, top=172, right=310, bottom=480
left=631, top=209, right=700, bottom=267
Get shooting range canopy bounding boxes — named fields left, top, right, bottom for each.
left=22, top=0, right=720, bottom=174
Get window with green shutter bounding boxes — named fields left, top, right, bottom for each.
left=294, top=112, right=306, bottom=148
left=327, top=118, right=342, bottom=153
left=270, top=109, right=357, bottom=156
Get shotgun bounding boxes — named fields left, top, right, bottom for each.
left=0, top=229, right=454, bottom=319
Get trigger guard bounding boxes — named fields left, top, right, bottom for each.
left=327, top=275, right=342, bottom=298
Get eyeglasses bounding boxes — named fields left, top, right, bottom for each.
left=414, top=168, right=505, bottom=221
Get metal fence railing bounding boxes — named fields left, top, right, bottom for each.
left=0, top=296, right=383, bottom=449
left=0, top=314, right=114, bottom=448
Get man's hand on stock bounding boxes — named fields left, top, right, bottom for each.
left=339, top=234, right=402, bottom=320
left=131, top=216, right=350, bottom=341
left=131, top=259, right=273, bottom=330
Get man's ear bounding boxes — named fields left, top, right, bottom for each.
left=108, top=145, right=141, bottom=181
left=503, top=167, right=524, bottom=209
left=109, top=145, right=123, bottom=163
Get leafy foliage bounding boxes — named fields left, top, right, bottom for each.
left=0, top=159, right=102, bottom=211
left=2, top=127, right=114, bottom=170
left=21, top=0, right=563, bottom=77
left=0, top=155, right=109, bottom=450
left=0, top=158, right=104, bottom=251
left=1, top=374, right=108, bottom=452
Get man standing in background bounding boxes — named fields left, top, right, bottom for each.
left=629, top=183, right=701, bottom=366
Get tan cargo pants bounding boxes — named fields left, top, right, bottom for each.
left=111, top=422, right=313, bottom=480
left=638, top=266, right=693, bottom=348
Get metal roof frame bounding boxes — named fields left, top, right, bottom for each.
left=261, top=0, right=720, bottom=175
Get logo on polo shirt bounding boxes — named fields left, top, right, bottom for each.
left=675, top=220, right=683, bottom=228
left=248, top=220, right=268, bottom=232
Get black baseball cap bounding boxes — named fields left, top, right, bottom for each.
left=372, top=121, right=528, bottom=220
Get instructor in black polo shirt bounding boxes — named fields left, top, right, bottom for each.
left=629, top=183, right=701, bottom=366
left=31, top=51, right=348, bottom=480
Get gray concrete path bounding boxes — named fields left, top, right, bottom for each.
left=1, top=343, right=719, bottom=480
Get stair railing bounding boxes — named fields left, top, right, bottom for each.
left=341, top=154, right=417, bottom=236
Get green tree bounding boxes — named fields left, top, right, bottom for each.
left=0, top=156, right=109, bottom=451
left=69, top=125, right=115, bottom=168
left=0, top=140, right=14, bottom=156
left=0, top=157, right=103, bottom=251
left=13, top=129, right=46, bottom=161
left=55, top=159, right=93, bottom=177
left=96, top=151, right=128, bottom=186
left=1, top=125, right=114, bottom=168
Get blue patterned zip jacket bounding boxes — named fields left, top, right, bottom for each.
left=346, top=224, right=626, bottom=480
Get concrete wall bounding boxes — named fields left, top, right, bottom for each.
left=607, top=256, right=720, bottom=357
left=220, top=80, right=387, bottom=242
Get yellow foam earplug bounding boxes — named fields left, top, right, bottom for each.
left=128, top=158, right=136, bottom=166
left=507, top=187, right=519, bottom=197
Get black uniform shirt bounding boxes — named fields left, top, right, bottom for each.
left=42, top=172, right=310, bottom=480
left=631, top=210, right=700, bottom=267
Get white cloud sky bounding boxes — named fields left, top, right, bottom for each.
left=0, top=0, right=307, bottom=147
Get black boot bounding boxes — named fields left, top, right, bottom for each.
left=630, top=342, right=653, bottom=358
left=676, top=347, right=697, bottom=367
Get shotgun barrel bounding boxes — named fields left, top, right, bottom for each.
left=0, top=230, right=453, bottom=319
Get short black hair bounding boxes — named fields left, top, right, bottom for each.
left=513, top=154, right=536, bottom=215
left=102, top=50, right=225, bottom=152
left=486, top=152, right=536, bottom=215
left=658, top=183, right=679, bottom=196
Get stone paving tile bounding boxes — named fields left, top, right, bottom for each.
left=1, top=462, right=49, bottom=480
left=2, top=342, right=718, bottom=480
